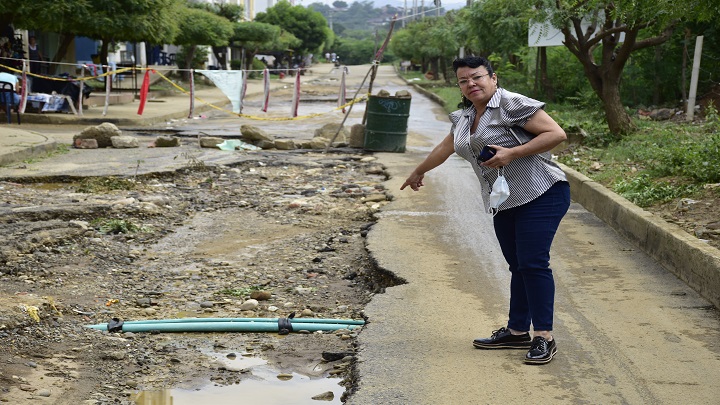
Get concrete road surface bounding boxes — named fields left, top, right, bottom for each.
left=349, top=66, right=720, bottom=404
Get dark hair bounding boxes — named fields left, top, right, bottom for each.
left=452, top=55, right=494, bottom=75
left=452, top=56, right=496, bottom=108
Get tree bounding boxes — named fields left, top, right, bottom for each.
left=460, top=1, right=530, bottom=72
left=73, top=0, right=182, bottom=67
left=173, top=5, right=234, bottom=77
left=192, top=1, right=244, bottom=70
left=333, top=37, right=375, bottom=65
left=532, top=0, right=718, bottom=135
left=2, top=0, right=194, bottom=73
left=232, top=21, right=300, bottom=70
left=1, top=0, right=95, bottom=74
left=390, top=16, right=459, bottom=82
left=255, top=1, right=330, bottom=54
left=333, top=1, right=348, bottom=9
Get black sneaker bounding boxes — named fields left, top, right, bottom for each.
left=473, top=327, right=532, bottom=349
left=524, top=336, right=557, bottom=364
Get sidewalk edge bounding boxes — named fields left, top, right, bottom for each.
left=18, top=99, right=228, bottom=127
left=0, top=138, right=58, bottom=167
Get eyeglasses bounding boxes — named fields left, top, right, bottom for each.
left=457, top=73, right=490, bottom=87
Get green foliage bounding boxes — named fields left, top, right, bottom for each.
left=231, top=21, right=300, bottom=69
left=92, top=218, right=143, bottom=235
left=18, top=143, right=70, bottom=165
left=332, top=37, right=375, bottom=65
left=73, top=0, right=182, bottom=44
left=390, top=15, right=459, bottom=79
left=542, top=47, right=593, bottom=101
left=461, top=0, right=531, bottom=59
left=432, top=86, right=464, bottom=113
left=255, top=1, right=330, bottom=53
left=614, top=174, right=698, bottom=208
left=233, top=21, right=283, bottom=45
left=217, top=285, right=264, bottom=297
left=247, top=58, right=267, bottom=79
left=193, top=1, right=243, bottom=22
left=174, top=6, right=234, bottom=47
left=76, top=177, right=136, bottom=193
left=489, top=55, right=533, bottom=96
left=176, top=45, right=210, bottom=70
left=703, top=101, right=720, bottom=133
left=557, top=117, right=719, bottom=208
left=640, top=131, right=720, bottom=183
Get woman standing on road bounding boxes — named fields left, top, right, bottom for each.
left=400, top=55, right=570, bottom=365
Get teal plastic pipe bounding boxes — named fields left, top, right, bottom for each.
left=89, top=317, right=364, bottom=327
left=86, top=321, right=360, bottom=333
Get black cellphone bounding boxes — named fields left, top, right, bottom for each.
left=477, top=145, right=496, bottom=163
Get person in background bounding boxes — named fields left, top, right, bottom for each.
left=400, top=55, right=570, bottom=365
left=28, top=36, right=43, bottom=74
left=0, top=39, right=11, bottom=60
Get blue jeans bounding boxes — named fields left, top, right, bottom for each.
left=0, top=91, right=20, bottom=106
left=493, top=181, right=570, bottom=332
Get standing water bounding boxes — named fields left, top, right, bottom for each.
left=132, top=351, right=345, bottom=404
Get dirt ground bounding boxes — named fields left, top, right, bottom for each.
left=649, top=188, right=720, bottom=251
left=0, top=148, right=399, bottom=404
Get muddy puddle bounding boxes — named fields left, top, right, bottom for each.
left=133, top=364, right=344, bottom=405
left=133, top=349, right=343, bottom=404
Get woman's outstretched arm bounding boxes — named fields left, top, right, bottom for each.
left=400, top=133, right=455, bottom=191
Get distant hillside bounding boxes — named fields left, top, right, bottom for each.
left=307, top=0, right=456, bottom=35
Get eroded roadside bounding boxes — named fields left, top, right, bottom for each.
left=0, top=151, right=404, bottom=404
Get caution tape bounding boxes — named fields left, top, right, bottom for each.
left=0, top=63, right=135, bottom=81
left=153, top=69, right=368, bottom=121
left=2, top=62, right=367, bottom=121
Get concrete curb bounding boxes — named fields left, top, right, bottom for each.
left=560, top=163, right=720, bottom=308
left=0, top=135, right=57, bottom=167
left=17, top=98, right=227, bottom=127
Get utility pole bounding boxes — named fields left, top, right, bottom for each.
left=403, top=0, right=407, bottom=27
left=686, top=35, right=704, bottom=121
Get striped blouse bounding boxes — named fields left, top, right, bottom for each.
left=450, top=87, right=567, bottom=213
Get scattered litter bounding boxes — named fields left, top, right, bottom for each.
left=217, top=140, right=261, bottom=151
left=21, top=305, right=40, bottom=322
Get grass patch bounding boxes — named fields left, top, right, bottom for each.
left=558, top=118, right=718, bottom=206
left=92, top=218, right=145, bottom=234
left=217, top=286, right=264, bottom=298
left=613, top=174, right=699, bottom=207
left=76, top=177, right=137, bottom=193
left=21, top=144, right=70, bottom=165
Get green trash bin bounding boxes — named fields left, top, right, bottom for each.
left=364, top=95, right=411, bottom=152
